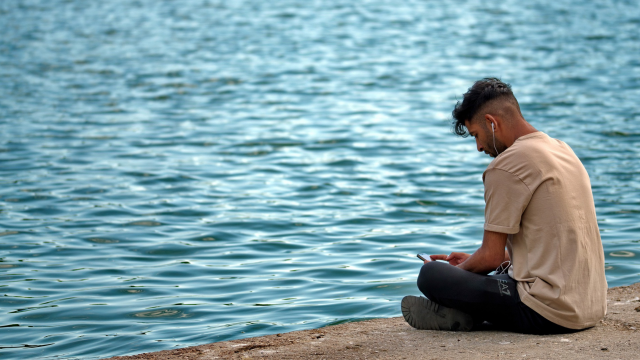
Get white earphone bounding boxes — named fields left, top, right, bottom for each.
left=491, top=123, right=499, bottom=156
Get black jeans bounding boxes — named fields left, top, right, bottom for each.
left=417, top=261, right=577, bottom=334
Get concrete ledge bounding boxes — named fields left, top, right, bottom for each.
left=106, top=282, right=639, bottom=360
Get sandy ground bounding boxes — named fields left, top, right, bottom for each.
left=107, top=283, right=640, bottom=360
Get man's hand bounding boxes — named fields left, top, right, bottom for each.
left=427, top=252, right=471, bottom=266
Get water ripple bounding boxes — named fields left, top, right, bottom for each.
left=1, top=0, right=639, bottom=359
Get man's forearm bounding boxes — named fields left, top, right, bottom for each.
left=457, top=230, right=508, bottom=274
left=457, top=248, right=502, bottom=274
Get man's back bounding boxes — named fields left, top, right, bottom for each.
left=483, top=131, right=607, bottom=329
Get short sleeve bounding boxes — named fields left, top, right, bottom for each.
left=483, top=168, right=533, bottom=234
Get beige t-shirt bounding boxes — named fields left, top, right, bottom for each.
left=483, top=131, right=607, bottom=329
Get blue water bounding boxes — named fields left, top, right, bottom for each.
left=1, top=0, right=639, bottom=358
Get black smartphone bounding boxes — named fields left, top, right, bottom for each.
left=417, top=253, right=430, bottom=262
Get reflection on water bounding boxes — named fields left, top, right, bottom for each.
left=132, top=309, right=188, bottom=318
left=610, top=251, right=635, bottom=258
left=1, top=0, right=639, bottom=359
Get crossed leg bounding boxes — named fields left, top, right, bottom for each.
left=416, top=261, right=574, bottom=334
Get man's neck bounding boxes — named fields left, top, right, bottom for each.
left=504, top=120, right=538, bottom=148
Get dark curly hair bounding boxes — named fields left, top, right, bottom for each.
left=451, top=78, right=517, bottom=137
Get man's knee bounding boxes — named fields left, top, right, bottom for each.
left=417, top=261, right=449, bottom=299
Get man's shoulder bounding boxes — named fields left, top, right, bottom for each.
left=490, top=132, right=569, bottom=168
left=483, top=132, right=576, bottom=183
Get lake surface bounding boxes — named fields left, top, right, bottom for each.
left=1, top=0, right=639, bottom=358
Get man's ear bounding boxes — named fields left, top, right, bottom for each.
left=485, top=114, right=498, bottom=132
